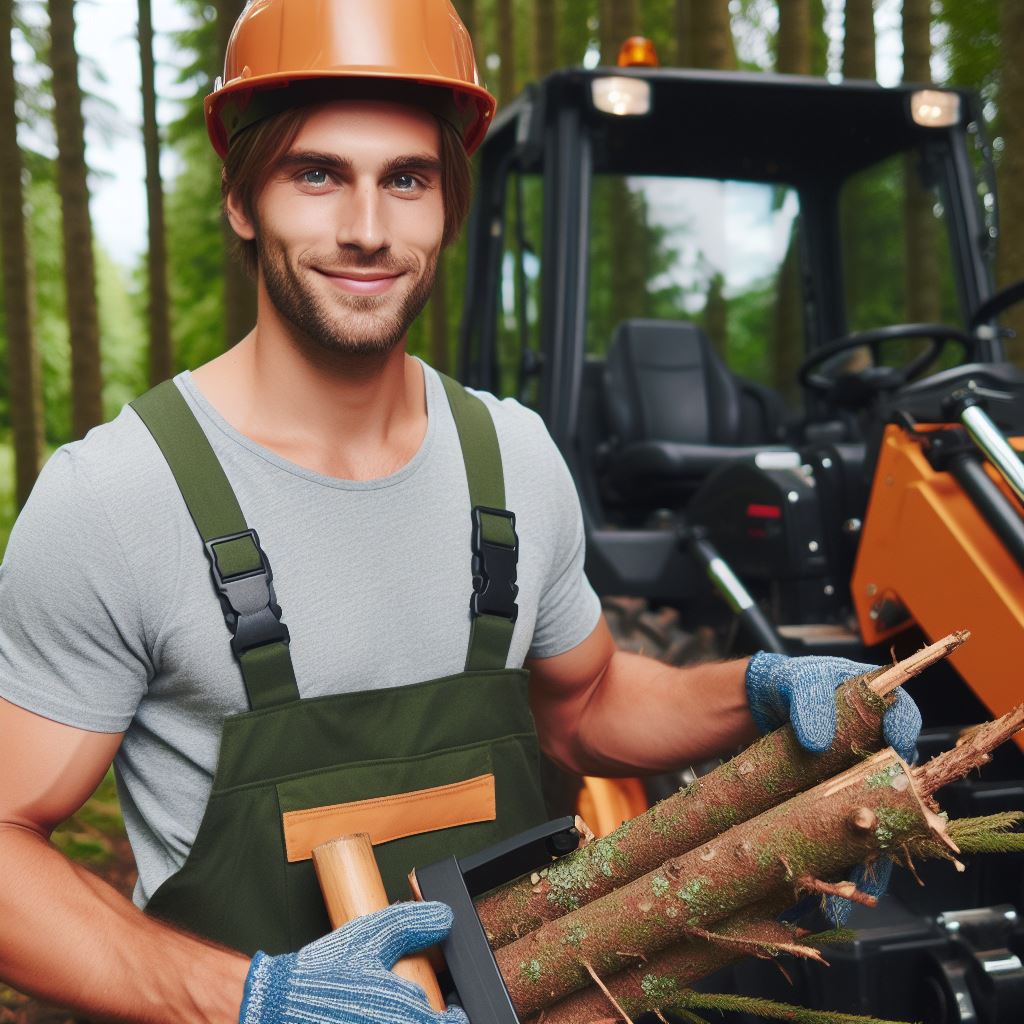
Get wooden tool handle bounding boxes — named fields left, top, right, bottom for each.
left=312, top=833, right=447, bottom=1011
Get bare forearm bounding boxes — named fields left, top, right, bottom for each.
left=554, top=651, right=761, bottom=775
left=0, top=824, right=250, bottom=1024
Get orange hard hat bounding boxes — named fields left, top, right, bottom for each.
left=204, top=0, right=497, bottom=159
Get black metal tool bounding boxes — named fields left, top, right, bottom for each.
left=413, top=817, right=583, bottom=1024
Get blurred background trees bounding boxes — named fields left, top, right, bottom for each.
left=0, top=0, right=1017, bottom=552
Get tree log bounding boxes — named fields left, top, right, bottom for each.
left=534, top=811, right=1023, bottom=1024
left=498, top=733, right=990, bottom=1017
left=477, top=633, right=967, bottom=947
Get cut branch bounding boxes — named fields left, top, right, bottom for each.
left=868, top=630, right=969, bottom=697
left=913, top=704, right=1024, bottom=796
left=478, top=634, right=966, bottom=948
left=797, top=876, right=877, bottom=908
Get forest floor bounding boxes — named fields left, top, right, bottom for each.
left=0, top=771, right=137, bottom=1024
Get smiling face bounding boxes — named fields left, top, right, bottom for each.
left=228, top=100, right=445, bottom=359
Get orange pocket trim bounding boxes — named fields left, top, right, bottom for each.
left=281, top=772, right=497, bottom=863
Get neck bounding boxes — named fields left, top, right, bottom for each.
left=189, top=294, right=428, bottom=481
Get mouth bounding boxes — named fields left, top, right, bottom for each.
left=316, top=269, right=405, bottom=296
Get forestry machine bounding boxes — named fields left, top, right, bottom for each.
left=456, top=38, right=1024, bottom=1024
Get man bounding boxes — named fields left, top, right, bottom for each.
left=0, top=3, right=920, bottom=1023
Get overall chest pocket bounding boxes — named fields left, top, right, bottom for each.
left=277, top=733, right=543, bottom=947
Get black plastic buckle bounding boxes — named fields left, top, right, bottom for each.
left=470, top=506, right=519, bottom=623
left=204, top=529, right=290, bottom=658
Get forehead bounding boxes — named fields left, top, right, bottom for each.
left=290, top=99, right=441, bottom=157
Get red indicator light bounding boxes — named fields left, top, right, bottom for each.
left=747, top=503, right=782, bottom=519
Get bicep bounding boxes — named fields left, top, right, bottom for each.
left=0, top=697, right=123, bottom=837
left=526, top=615, right=616, bottom=764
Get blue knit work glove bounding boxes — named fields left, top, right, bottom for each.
left=745, top=651, right=921, bottom=762
left=239, top=901, right=467, bottom=1024
left=745, top=652, right=922, bottom=926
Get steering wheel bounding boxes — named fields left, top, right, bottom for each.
left=798, top=323, right=975, bottom=407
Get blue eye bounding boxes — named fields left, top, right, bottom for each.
left=302, top=169, right=329, bottom=187
left=392, top=174, right=419, bottom=192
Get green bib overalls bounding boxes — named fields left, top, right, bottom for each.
left=129, top=374, right=548, bottom=956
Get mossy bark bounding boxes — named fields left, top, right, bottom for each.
left=477, top=673, right=890, bottom=947
left=528, top=897, right=803, bottom=1024
left=496, top=750, right=941, bottom=1017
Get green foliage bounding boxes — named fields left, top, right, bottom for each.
left=0, top=440, right=13, bottom=557
left=668, top=990, right=914, bottom=1024
left=163, top=1, right=225, bottom=370
left=947, top=811, right=1024, bottom=853
left=842, top=155, right=960, bottom=335
left=936, top=0, right=1001, bottom=100
left=165, top=130, right=226, bottom=371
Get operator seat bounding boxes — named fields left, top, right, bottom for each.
left=602, top=319, right=794, bottom=504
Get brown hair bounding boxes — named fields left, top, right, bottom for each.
left=221, top=103, right=473, bottom=278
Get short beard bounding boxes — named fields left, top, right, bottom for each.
left=257, top=232, right=438, bottom=360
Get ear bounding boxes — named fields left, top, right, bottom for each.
left=224, top=186, right=256, bottom=242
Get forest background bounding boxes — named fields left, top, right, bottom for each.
left=0, top=0, right=1018, bottom=555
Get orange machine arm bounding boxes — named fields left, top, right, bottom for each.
left=851, top=424, right=1024, bottom=750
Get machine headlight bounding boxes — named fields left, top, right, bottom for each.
left=591, top=77, right=652, bottom=117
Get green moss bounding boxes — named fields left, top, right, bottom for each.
left=650, top=805, right=683, bottom=839
left=867, top=763, right=905, bottom=789
left=520, top=959, right=542, bottom=984
left=874, top=806, right=920, bottom=850
left=704, top=803, right=742, bottom=832
left=652, top=875, right=670, bottom=897
left=640, top=973, right=681, bottom=1002
left=856, top=680, right=888, bottom=716
left=675, top=878, right=707, bottom=904
left=561, top=923, right=588, bottom=947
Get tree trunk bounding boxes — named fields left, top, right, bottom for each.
left=533, top=0, right=558, bottom=79
left=841, top=0, right=877, bottom=332
left=428, top=253, right=449, bottom=374
left=772, top=1, right=812, bottom=403
left=216, top=0, right=257, bottom=350
left=703, top=272, right=728, bottom=357
left=601, top=0, right=639, bottom=63
left=777, top=0, right=811, bottom=75
left=675, top=0, right=693, bottom=67
left=476, top=634, right=965, bottom=948
left=998, top=0, right=1024, bottom=349
left=690, top=0, right=737, bottom=70
left=810, top=0, right=828, bottom=76
left=902, top=0, right=941, bottom=324
left=843, top=0, right=876, bottom=80
left=0, top=0, right=44, bottom=507
left=139, top=0, right=174, bottom=386
left=497, top=0, right=515, bottom=104
left=49, top=0, right=104, bottom=438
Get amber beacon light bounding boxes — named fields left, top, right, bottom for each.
left=617, top=36, right=659, bottom=68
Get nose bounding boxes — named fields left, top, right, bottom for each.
left=337, top=178, right=390, bottom=253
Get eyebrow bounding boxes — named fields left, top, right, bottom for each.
left=279, top=151, right=443, bottom=178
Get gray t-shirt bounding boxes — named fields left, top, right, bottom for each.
left=0, top=362, right=601, bottom=906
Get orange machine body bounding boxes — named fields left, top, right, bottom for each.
left=851, top=423, right=1024, bottom=750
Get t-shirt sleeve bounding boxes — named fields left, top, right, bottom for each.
left=526, top=428, right=602, bottom=660
left=0, top=447, right=152, bottom=731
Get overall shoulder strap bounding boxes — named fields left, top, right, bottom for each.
left=438, top=373, right=519, bottom=672
left=131, top=380, right=300, bottom=711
